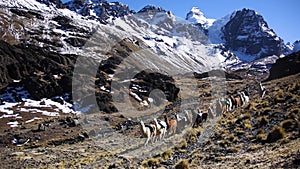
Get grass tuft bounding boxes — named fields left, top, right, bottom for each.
left=266, top=126, right=285, bottom=143
left=257, top=116, right=269, bottom=127
left=175, top=159, right=189, bottom=169
left=141, top=158, right=160, bottom=168
left=256, top=129, right=266, bottom=142
left=243, top=119, right=252, bottom=129
left=161, top=149, right=173, bottom=161
left=247, top=145, right=262, bottom=152
left=281, top=119, right=295, bottom=131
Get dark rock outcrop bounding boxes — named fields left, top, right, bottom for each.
left=265, top=51, right=300, bottom=81
left=0, top=40, right=77, bottom=99
left=222, top=8, right=285, bottom=60
left=64, top=0, right=134, bottom=24
left=137, top=5, right=166, bottom=13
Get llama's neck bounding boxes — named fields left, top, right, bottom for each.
left=140, top=121, right=147, bottom=134
left=164, top=115, right=168, bottom=123
left=154, top=118, right=159, bottom=128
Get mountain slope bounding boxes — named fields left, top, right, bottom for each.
left=189, top=8, right=292, bottom=62
left=0, top=0, right=299, bottom=168
left=64, top=0, right=134, bottom=24
left=222, top=9, right=285, bottom=60
left=265, top=51, right=300, bottom=81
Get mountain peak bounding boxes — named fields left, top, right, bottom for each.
left=137, top=5, right=166, bottom=13
left=189, top=7, right=205, bottom=17
left=64, top=0, right=134, bottom=24
left=36, top=0, right=64, bottom=8
left=186, top=7, right=215, bottom=29
left=221, top=8, right=285, bottom=60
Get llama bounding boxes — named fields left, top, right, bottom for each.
left=176, top=113, right=188, bottom=130
left=234, top=95, right=242, bottom=108
left=229, top=95, right=237, bottom=110
left=236, top=91, right=249, bottom=107
left=184, top=110, right=193, bottom=126
left=216, top=99, right=225, bottom=116
left=240, top=91, right=249, bottom=105
left=258, top=82, right=266, bottom=99
left=193, top=109, right=208, bottom=127
left=153, top=118, right=167, bottom=141
left=140, top=120, right=156, bottom=146
left=164, top=114, right=177, bottom=135
left=218, top=97, right=232, bottom=113
left=208, top=106, right=214, bottom=118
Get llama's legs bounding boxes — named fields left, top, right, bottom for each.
left=145, top=137, right=149, bottom=146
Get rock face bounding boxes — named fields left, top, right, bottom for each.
left=64, top=0, right=134, bottom=23
left=0, top=40, right=76, bottom=99
left=188, top=8, right=290, bottom=62
left=0, top=0, right=298, bottom=113
left=265, top=51, right=300, bottom=81
left=222, top=9, right=285, bottom=60
left=287, top=40, right=300, bottom=53
left=137, top=5, right=166, bottom=13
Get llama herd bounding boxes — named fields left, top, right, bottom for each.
left=138, top=80, right=267, bottom=146
left=139, top=90, right=252, bottom=146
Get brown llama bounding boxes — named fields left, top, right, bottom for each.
left=235, top=95, right=242, bottom=108
left=229, top=95, right=237, bottom=110
left=164, top=114, right=177, bottom=135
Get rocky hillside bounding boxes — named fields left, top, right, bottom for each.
left=64, top=0, right=134, bottom=24
left=265, top=51, right=300, bottom=81
left=0, top=71, right=299, bottom=168
left=188, top=8, right=299, bottom=62
left=0, top=0, right=299, bottom=168
left=0, top=40, right=76, bottom=99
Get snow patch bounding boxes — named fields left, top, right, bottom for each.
left=208, top=11, right=236, bottom=44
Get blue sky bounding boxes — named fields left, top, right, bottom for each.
left=62, top=0, right=299, bottom=43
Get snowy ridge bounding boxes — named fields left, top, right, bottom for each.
left=207, top=11, right=237, bottom=44
left=1, top=0, right=299, bottom=123
left=64, top=0, right=133, bottom=23
left=111, top=10, right=224, bottom=74
left=0, top=0, right=54, bottom=12
left=286, top=40, right=300, bottom=53
left=1, top=0, right=101, bottom=55
left=186, top=7, right=215, bottom=29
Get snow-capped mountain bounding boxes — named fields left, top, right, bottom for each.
left=222, top=9, right=285, bottom=60
left=188, top=8, right=295, bottom=62
left=286, top=40, right=300, bottom=53
left=186, top=7, right=215, bottom=31
left=64, top=0, right=134, bottom=23
left=0, top=0, right=299, bottom=115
